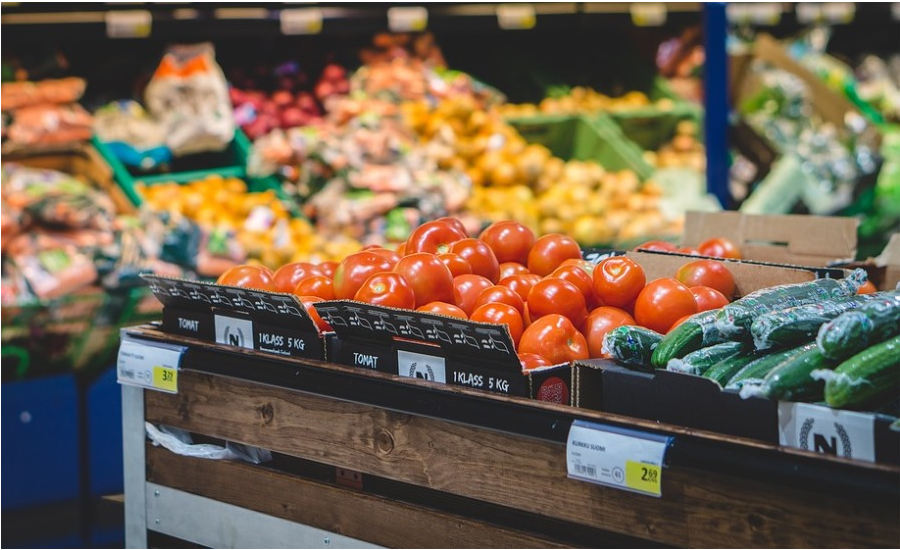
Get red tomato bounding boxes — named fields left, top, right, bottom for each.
left=353, top=272, right=416, bottom=309
left=499, top=262, right=529, bottom=280
left=675, top=259, right=736, bottom=299
left=518, top=314, right=589, bottom=364
left=667, top=314, right=693, bottom=333
left=527, top=233, right=582, bottom=277
left=697, top=237, right=741, bottom=259
left=292, top=275, right=335, bottom=300
left=435, top=216, right=468, bottom=236
left=333, top=251, right=395, bottom=300
left=470, top=302, right=525, bottom=348
left=362, top=245, right=401, bottom=268
left=272, top=262, right=322, bottom=293
left=526, top=277, right=588, bottom=329
left=452, top=274, right=494, bottom=316
left=478, top=220, right=535, bottom=265
left=634, top=240, right=678, bottom=253
left=450, top=238, right=500, bottom=283
left=474, top=285, right=526, bottom=317
left=583, top=306, right=636, bottom=358
left=297, top=295, right=333, bottom=333
left=518, top=352, right=551, bottom=371
left=217, top=264, right=276, bottom=292
left=499, top=273, right=542, bottom=302
left=690, top=285, right=730, bottom=312
left=406, top=220, right=466, bottom=255
left=634, top=278, right=698, bottom=334
left=395, top=242, right=407, bottom=256
left=677, top=247, right=702, bottom=256
left=592, top=257, right=646, bottom=308
left=437, top=253, right=472, bottom=278
left=551, top=264, right=598, bottom=310
left=393, top=253, right=454, bottom=305
left=416, top=301, right=468, bottom=319
left=857, top=280, right=877, bottom=295
left=317, top=261, right=338, bottom=279
left=560, top=258, right=595, bottom=271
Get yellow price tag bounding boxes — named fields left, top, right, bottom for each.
left=625, top=460, right=662, bottom=496
left=153, top=366, right=178, bottom=393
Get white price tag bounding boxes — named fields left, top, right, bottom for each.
left=280, top=8, right=323, bottom=35
left=630, top=3, right=667, bottom=27
left=726, top=3, right=751, bottom=25
left=822, top=2, right=855, bottom=23
left=778, top=402, right=875, bottom=462
left=893, top=3, right=900, bottom=21
left=796, top=3, right=823, bottom=24
left=749, top=2, right=782, bottom=25
left=105, top=9, right=152, bottom=38
left=397, top=349, right=446, bottom=384
left=117, top=336, right=185, bottom=393
left=567, top=421, right=670, bottom=497
left=214, top=315, right=254, bottom=349
left=388, top=6, right=428, bottom=32
left=497, top=4, right=536, bottom=30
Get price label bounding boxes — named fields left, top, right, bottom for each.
left=630, top=3, right=667, bottom=27
left=497, top=4, right=536, bottom=30
left=796, top=3, right=823, bottom=24
left=105, top=9, right=152, bottom=38
left=388, top=6, right=427, bottom=32
left=117, top=336, right=185, bottom=394
left=280, top=8, right=323, bottom=35
left=749, top=3, right=782, bottom=25
left=822, top=2, right=855, bottom=23
left=778, top=402, right=875, bottom=462
left=567, top=420, right=671, bottom=497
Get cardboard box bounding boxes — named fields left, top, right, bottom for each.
left=840, top=233, right=900, bottom=291
left=316, top=300, right=572, bottom=403
left=143, top=275, right=326, bottom=360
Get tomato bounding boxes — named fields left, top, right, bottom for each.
left=393, top=253, right=454, bottom=305
left=499, top=273, right=542, bottom=302
left=518, top=352, right=551, bottom=371
left=675, top=259, right=736, bottom=299
left=416, top=301, right=468, bottom=319
left=297, top=295, right=333, bottom=333
left=518, top=314, right=589, bottom=364
left=583, top=306, right=635, bottom=358
left=217, top=264, right=276, bottom=291
left=857, top=280, right=877, bottom=295
left=550, top=264, right=598, bottom=310
left=697, top=237, right=741, bottom=259
left=272, top=262, right=322, bottom=293
left=354, top=272, right=416, bottom=309
left=478, top=220, right=535, bottom=265
left=499, top=262, right=529, bottom=280
left=470, top=302, right=525, bottom=347
left=437, top=253, right=472, bottom=278
left=634, top=240, right=678, bottom=253
left=292, top=275, right=335, bottom=300
left=474, top=285, right=526, bottom=317
left=406, top=220, right=466, bottom=255
left=527, top=234, right=582, bottom=277
left=677, top=247, right=702, bottom=256
left=333, top=251, right=395, bottom=300
left=451, top=274, right=494, bottom=316
left=560, top=258, right=595, bottom=271
left=450, top=238, right=500, bottom=283
left=317, top=261, right=338, bottom=279
left=634, top=278, right=698, bottom=334
left=435, top=216, right=468, bottom=236
left=526, top=277, right=588, bottom=329
left=667, top=314, right=693, bottom=333
left=592, top=257, right=645, bottom=308
left=362, top=245, right=401, bottom=268
left=690, top=285, right=730, bottom=312
left=395, top=242, right=407, bottom=256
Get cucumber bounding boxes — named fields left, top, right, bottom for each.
left=742, top=347, right=836, bottom=402
left=702, top=353, right=760, bottom=387
left=816, top=295, right=900, bottom=361
left=714, top=270, right=866, bottom=339
left=725, top=342, right=816, bottom=391
left=750, top=292, right=890, bottom=351
left=651, top=310, right=724, bottom=368
left=815, top=335, right=900, bottom=409
left=602, top=325, right=663, bottom=367
left=666, top=341, right=747, bottom=376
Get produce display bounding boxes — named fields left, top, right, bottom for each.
left=500, top=87, right=676, bottom=117
left=1, top=77, right=93, bottom=149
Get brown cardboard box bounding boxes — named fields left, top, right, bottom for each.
left=843, top=233, right=900, bottom=291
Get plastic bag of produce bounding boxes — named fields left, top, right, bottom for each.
left=144, top=43, right=234, bottom=156
left=0, top=77, right=86, bottom=111
left=93, top=100, right=171, bottom=170
left=5, top=103, right=93, bottom=147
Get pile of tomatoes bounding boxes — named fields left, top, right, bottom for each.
left=216, top=217, right=738, bottom=372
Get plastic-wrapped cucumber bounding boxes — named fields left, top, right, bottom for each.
left=816, top=296, right=900, bottom=361
left=666, top=341, right=747, bottom=376
left=813, top=335, right=900, bottom=409
left=702, top=353, right=761, bottom=387
left=739, top=347, right=836, bottom=401
left=714, top=270, right=866, bottom=338
left=750, top=291, right=892, bottom=350
left=602, top=325, right=663, bottom=367
left=725, top=342, right=816, bottom=391
left=651, top=310, right=725, bottom=368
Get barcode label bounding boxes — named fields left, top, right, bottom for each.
left=573, top=464, right=597, bottom=477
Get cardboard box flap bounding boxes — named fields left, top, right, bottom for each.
left=313, top=301, right=521, bottom=372
left=142, top=275, right=319, bottom=333
left=682, top=211, right=858, bottom=265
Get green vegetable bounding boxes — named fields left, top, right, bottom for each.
left=741, top=347, right=836, bottom=402
left=816, top=295, right=900, bottom=361
left=702, top=353, right=760, bottom=387
left=650, top=310, right=723, bottom=368
left=725, top=343, right=816, bottom=391
left=815, top=335, right=900, bottom=409
left=665, top=341, right=747, bottom=376
left=602, top=325, right=663, bottom=367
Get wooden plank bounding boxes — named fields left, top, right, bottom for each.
left=145, top=371, right=690, bottom=546
left=146, top=444, right=569, bottom=549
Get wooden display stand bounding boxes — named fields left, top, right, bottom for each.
left=122, top=326, right=899, bottom=549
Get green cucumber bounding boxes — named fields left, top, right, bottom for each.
left=651, top=310, right=724, bottom=368
left=816, top=295, right=900, bottom=361
left=725, top=342, right=816, bottom=391
left=602, top=325, right=663, bottom=367
left=702, top=353, right=761, bottom=387
left=741, top=347, right=836, bottom=402
left=815, top=335, right=900, bottom=409
left=665, top=341, right=747, bottom=376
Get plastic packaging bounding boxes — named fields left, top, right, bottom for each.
left=666, top=341, right=746, bottom=376
left=816, top=296, right=900, bottom=361
left=146, top=423, right=272, bottom=464
left=601, top=325, right=663, bottom=367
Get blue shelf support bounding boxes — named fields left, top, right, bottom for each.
left=704, top=2, right=731, bottom=208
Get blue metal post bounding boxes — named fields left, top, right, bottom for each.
left=704, top=2, right=731, bottom=208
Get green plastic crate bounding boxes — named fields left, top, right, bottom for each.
left=606, top=102, right=704, bottom=153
